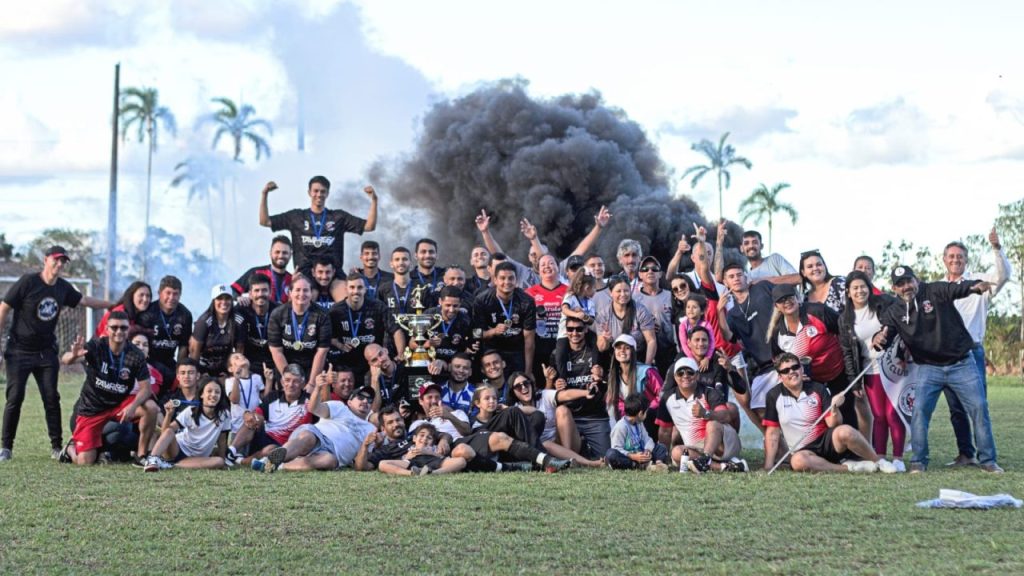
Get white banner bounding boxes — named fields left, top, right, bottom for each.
left=877, top=335, right=914, bottom=448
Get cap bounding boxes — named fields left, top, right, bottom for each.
left=771, top=284, right=797, bottom=303
left=210, top=284, right=233, bottom=300
left=672, top=357, right=699, bottom=373
left=639, top=255, right=661, bottom=269
left=891, top=265, right=917, bottom=285
left=612, top=334, right=637, bottom=349
left=44, top=245, right=70, bottom=261
left=418, top=382, right=443, bottom=398
left=352, top=385, right=376, bottom=401
left=566, top=255, right=585, bottom=270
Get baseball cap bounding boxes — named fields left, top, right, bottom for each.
left=771, top=284, right=797, bottom=303
left=639, top=255, right=661, bottom=270
left=418, top=382, right=443, bottom=398
left=566, top=255, right=585, bottom=270
left=672, top=357, right=699, bottom=373
left=890, top=265, right=917, bottom=285
left=612, top=334, right=637, bottom=349
left=352, top=385, right=376, bottom=401
left=210, top=284, right=233, bottom=300
left=44, top=245, right=70, bottom=262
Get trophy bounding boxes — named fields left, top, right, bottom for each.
left=393, top=284, right=443, bottom=368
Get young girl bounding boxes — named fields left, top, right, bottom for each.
left=552, top=271, right=597, bottom=385
left=224, top=353, right=269, bottom=436
left=378, top=423, right=467, bottom=476
left=677, top=294, right=718, bottom=369
left=144, top=377, right=231, bottom=471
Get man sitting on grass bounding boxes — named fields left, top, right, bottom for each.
left=375, top=423, right=468, bottom=476
left=229, top=364, right=311, bottom=466
left=762, top=353, right=897, bottom=473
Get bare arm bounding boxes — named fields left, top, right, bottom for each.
left=570, top=206, right=611, bottom=256
left=259, top=181, right=276, bottom=227
left=714, top=220, right=727, bottom=282
left=363, top=186, right=378, bottom=232
left=228, top=378, right=240, bottom=404
left=520, top=218, right=547, bottom=257
left=308, top=348, right=328, bottom=393
left=307, top=376, right=332, bottom=419
left=79, top=296, right=116, bottom=309
left=474, top=209, right=503, bottom=255
left=763, top=426, right=781, bottom=470
left=642, top=329, right=656, bottom=364
left=354, top=431, right=379, bottom=471
left=665, top=234, right=690, bottom=279
left=990, top=227, right=1011, bottom=295
left=523, top=330, right=535, bottom=374
left=187, top=337, right=202, bottom=361
left=269, top=346, right=288, bottom=374
left=61, top=336, right=87, bottom=365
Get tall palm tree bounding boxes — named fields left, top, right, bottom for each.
left=207, top=97, right=272, bottom=162
left=738, top=182, right=798, bottom=252
left=680, top=132, right=752, bottom=221
left=119, top=87, right=177, bottom=249
left=170, top=154, right=228, bottom=257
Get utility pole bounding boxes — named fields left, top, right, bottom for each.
left=105, top=63, right=120, bottom=300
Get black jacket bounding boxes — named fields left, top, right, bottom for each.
left=838, top=293, right=897, bottom=381
left=877, top=281, right=978, bottom=366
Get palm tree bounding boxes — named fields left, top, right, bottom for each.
left=738, top=182, right=798, bottom=252
left=170, top=154, right=228, bottom=257
left=206, top=97, right=272, bottom=162
left=119, top=87, right=177, bottom=250
left=680, top=132, right=752, bottom=221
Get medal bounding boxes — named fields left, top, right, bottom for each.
left=309, top=210, right=327, bottom=248
left=346, top=306, right=363, bottom=350
left=497, top=294, right=515, bottom=329
left=292, top=341, right=304, bottom=351
left=349, top=337, right=361, bottom=348
left=504, top=319, right=513, bottom=327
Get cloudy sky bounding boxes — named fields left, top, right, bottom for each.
left=3, top=0, right=1023, bottom=293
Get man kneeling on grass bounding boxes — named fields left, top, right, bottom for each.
left=762, top=353, right=897, bottom=473
left=659, top=357, right=749, bottom=474
left=251, top=379, right=377, bottom=472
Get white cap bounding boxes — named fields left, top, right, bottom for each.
left=672, top=357, right=699, bottom=373
left=210, top=284, right=233, bottom=300
left=612, top=334, right=637, bottom=349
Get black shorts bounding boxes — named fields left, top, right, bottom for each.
left=248, top=429, right=280, bottom=454
left=455, top=431, right=494, bottom=459
left=408, top=453, right=445, bottom=470
left=803, top=428, right=854, bottom=464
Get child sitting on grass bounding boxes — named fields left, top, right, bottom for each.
left=144, top=376, right=231, bottom=472
left=605, top=394, right=670, bottom=471
left=378, top=423, right=467, bottom=476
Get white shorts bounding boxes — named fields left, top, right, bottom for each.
left=750, top=371, right=779, bottom=410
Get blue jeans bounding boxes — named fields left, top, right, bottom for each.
left=605, top=443, right=670, bottom=470
left=944, top=344, right=987, bottom=458
left=911, top=356, right=997, bottom=467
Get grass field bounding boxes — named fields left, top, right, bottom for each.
left=1, top=375, right=1022, bottom=575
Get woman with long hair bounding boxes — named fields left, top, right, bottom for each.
left=95, top=281, right=152, bottom=337
left=596, top=276, right=657, bottom=365
left=143, top=376, right=232, bottom=471
left=605, top=335, right=663, bottom=437
left=509, top=371, right=604, bottom=467
left=189, top=285, right=245, bottom=377
left=799, top=250, right=846, bottom=313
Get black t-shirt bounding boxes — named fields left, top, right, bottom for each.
left=422, top=307, right=472, bottom=364
left=238, top=303, right=279, bottom=371
left=267, top=306, right=332, bottom=372
left=472, top=288, right=537, bottom=353
left=137, top=303, right=193, bottom=370
left=75, top=338, right=149, bottom=416
left=192, top=309, right=246, bottom=375
left=269, top=208, right=366, bottom=272
left=411, top=267, right=447, bottom=296
left=231, top=266, right=291, bottom=304
left=312, top=282, right=336, bottom=313
left=364, top=364, right=409, bottom=404
left=553, top=342, right=606, bottom=419
left=2, top=273, right=83, bottom=351
left=367, top=439, right=411, bottom=468
left=328, top=299, right=389, bottom=374
left=379, top=279, right=436, bottom=315
left=357, top=268, right=395, bottom=302
left=725, top=282, right=775, bottom=373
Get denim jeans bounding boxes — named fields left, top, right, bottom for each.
left=574, top=417, right=612, bottom=459
left=943, top=344, right=987, bottom=459
left=605, top=443, right=670, bottom=470
left=911, top=356, right=996, bottom=467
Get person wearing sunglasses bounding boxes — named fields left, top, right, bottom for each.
left=634, top=256, right=676, bottom=374
left=763, top=353, right=896, bottom=473
left=512, top=369, right=605, bottom=467
left=799, top=250, right=845, bottom=313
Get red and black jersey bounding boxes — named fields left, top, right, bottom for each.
left=660, top=384, right=728, bottom=447
left=771, top=303, right=844, bottom=383
left=74, top=338, right=149, bottom=417
left=231, top=266, right=291, bottom=304
left=762, top=380, right=832, bottom=451
left=525, top=282, right=567, bottom=340
left=137, top=303, right=193, bottom=370
left=256, top=390, right=313, bottom=445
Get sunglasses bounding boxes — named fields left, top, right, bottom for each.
left=800, top=249, right=821, bottom=258
left=640, top=266, right=661, bottom=273
left=512, top=381, right=532, bottom=390
left=108, top=325, right=130, bottom=332
left=775, top=295, right=796, bottom=304
left=671, top=285, right=688, bottom=293
left=565, top=326, right=585, bottom=333
left=777, top=365, right=801, bottom=375
left=676, top=368, right=696, bottom=377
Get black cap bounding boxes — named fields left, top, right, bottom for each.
left=44, top=246, right=70, bottom=261
left=566, top=255, right=585, bottom=270
left=891, top=265, right=917, bottom=285
left=771, top=284, right=797, bottom=303
left=352, top=386, right=375, bottom=401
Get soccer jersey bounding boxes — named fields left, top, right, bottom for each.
left=269, top=208, right=366, bottom=272
left=421, top=308, right=472, bottom=363
left=525, top=282, right=567, bottom=340
left=231, top=266, right=292, bottom=304
left=411, top=267, right=447, bottom=296
left=191, top=309, right=246, bottom=375
left=256, top=390, right=312, bottom=445
left=771, top=303, right=844, bottom=383
left=137, top=303, right=193, bottom=371
left=441, top=381, right=476, bottom=414
left=554, top=343, right=606, bottom=419
left=379, top=279, right=435, bottom=315
left=357, top=268, right=394, bottom=302
left=367, top=438, right=412, bottom=468
left=725, top=282, right=774, bottom=373
left=74, top=338, right=149, bottom=417
left=237, top=303, right=278, bottom=371
left=472, top=288, right=537, bottom=353
left=662, top=384, right=728, bottom=447
left=328, top=299, right=389, bottom=374
left=2, top=273, right=82, bottom=351
left=313, top=400, right=377, bottom=467
left=762, top=380, right=832, bottom=451
left=267, top=305, right=332, bottom=374
left=174, top=408, right=231, bottom=457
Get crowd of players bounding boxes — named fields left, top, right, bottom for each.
left=0, top=175, right=1010, bottom=476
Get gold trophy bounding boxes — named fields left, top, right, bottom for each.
left=392, top=284, right=443, bottom=368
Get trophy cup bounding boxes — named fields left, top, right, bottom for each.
left=393, top=284, right=443, bottom=368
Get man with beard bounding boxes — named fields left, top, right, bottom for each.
left=354, top=404, right=411, bottom=471
left=237, top=275, right=278, bottom=376
left=397, top=286, right=473, bottom=376
left=411, top=238, right=446, bottom=295
left=259, top=176, right=378, bottom=302
left=232, top=236, right=293, bottom=305
left=329, top=274, right=388, bottom=383
left=354, top=240, right=393, bottom=302
left=873, top=266, right=1002, bottom=474
left=363, top=343, right=407, bottom=404
left=616, top=239, right=643, bottom=292
left=553, top=316, right=609, bottom=459
left=441, top=266, right=475, bottom=315
left=310, top=257, right=338, bottom=312
left=136, top=275, right=193, bottom=396
left=740, top=230, right=799, bottom=284
left=473, top=262, right=536, bottom=374
left=380, top=247, right=431, bottom=315
left=267, top=276, right=331, bottom=392
left=439, top=353, right=476, bottom=414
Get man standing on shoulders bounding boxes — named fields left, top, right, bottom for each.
left=232, top=236, right=293, bottom=305
left=940, top=230, right=1011, bottom=468
left=258, top=176, right=378, bottom=301
left=874, top=266, right=1002, bottom=474
left=0, top=246, right=115, bottom=461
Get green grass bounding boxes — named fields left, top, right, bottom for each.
left=1, top=376, right=1022, bottom=575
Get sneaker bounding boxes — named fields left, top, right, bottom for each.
left=980, top=463, right=1005, bottom=474
left=501, top=462, right=533, bottom=472
left=57, top=442, right=74, bottom=464
left=892, top=459, right=906, bottom=473
left=265, top=447, right=287, bottom=472
left=648, top=462, right=670, bottom=473
left=945, top=454, right=979, bottom=468
left=131, top=456, right=148, bottom=469
left=409, top=465, right=422, bottom=476
left=224, top=448, right=239, bottom=469
left=543, top=456, right=572, bottom=473
left=843, top=459, right=878, bottom=473
left=687, top=454, right=712, bottom=474
left=418, top=465, right=432, bottom=476
left=97, top=451, right=113, bottom=465
left=251, top=457, right=269, bottom=473
left=723, top=458, right=750, bottom=473
left=50, top=448, right=62, bottom=460
left=144, top=455, right=172, bottom=472
left=876, top=458, right=898, bottom=474
left=908, top=462, right=926, bottom=474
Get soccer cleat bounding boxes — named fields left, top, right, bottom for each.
left=687, top=454, right=712, bottom=474
left=723, top=458, right=750, bottom=473
left=892, top=459, right=906, bottom=473
left=251, top=458, right=269, bottom=473
left=908, top=462, right=926, bottom=474
left=0, top=448, right=11, bottom=462
left=843, top=459, right=878, bottom=473
left=543, top=457, right=572, bottom=473
left=979, top=463, right=1005, bottom=474
left=57, top=442, right=74, bottom=464
left=876, top=458, right=898, bottom=474
left=265, top=447, right=287, bottom=472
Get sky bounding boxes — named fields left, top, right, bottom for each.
left=2, top=0, right=1023, bottom=306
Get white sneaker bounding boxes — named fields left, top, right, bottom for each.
left=144, top=455, right=173, bottom=472
left=0, top=448, right=11, bottom=462
left=677, top=456, right=690, bottom=473
left=843, top=459, right=878, bottom=473
left=892, top=459, right=906, bottom=473
left=876, top=458, right=898, bottom=474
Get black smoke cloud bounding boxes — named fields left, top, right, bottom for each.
left=371, top=80, right=740, bottom=270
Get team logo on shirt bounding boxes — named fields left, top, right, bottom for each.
left=365, top=318, right=375, bottom=330
left=512, top=314, right=520, bottom=324
left=451, top=334, right=461, bottom=345
left=805, top=326, right=818, bottom=337
left=36, top=297, right=59, bottom=321
left=325, top=221, right=336, bottom=232
left=806, top=396, right=819, bottom=408
left=119, top=367, right=131, bottom=380
left=173, top=324, right=182, bottom=336
left=308, top=324, right=316, bottom=336
left=922, top=300, right=933, bottom=314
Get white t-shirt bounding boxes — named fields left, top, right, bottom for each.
left=225, top=375, right=265, bottom=433
left=747, top=253, right=797, bottom=282
left=314, top=401, right=377, bottom=468
left=557, top=293, right=598, bottom=338
left=853, top=306, right=882, bottom=375
left=534, top=389, right=558, bottom=442
left=409, top=410, right=470, bottom=441
left=175, top=409, right=231, bottom=457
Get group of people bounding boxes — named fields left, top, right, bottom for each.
left=0, top=174, right=1010, bottom=476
